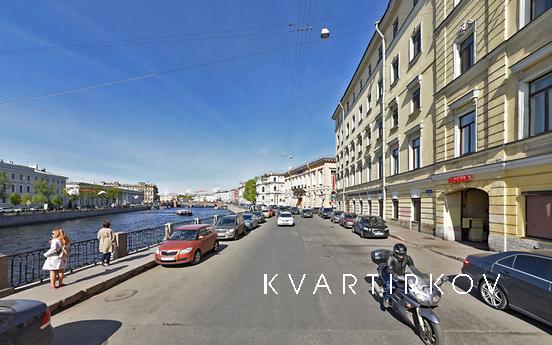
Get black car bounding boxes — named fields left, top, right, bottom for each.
left=0, top=299, right=53, bottom=345
left=320, top=208, right=333, bottom=219
left=352, top=216, right=389, bottom=238
left=290, top=207, right=300, bottom=215
left=312, top=207, right=320, bottom=215
left=301, top=208, right=313, bottom=218
left=462, top=250, right=552, bottom=327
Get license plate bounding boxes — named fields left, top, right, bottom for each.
left=160, top=256, right=175, bottom=261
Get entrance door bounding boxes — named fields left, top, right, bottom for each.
left=526, top=194, right=552, bottom=240
left=378, top=199, right=383, bottom=218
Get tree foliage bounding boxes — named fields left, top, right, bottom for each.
left=21, top=193, right=32, bottom=205
left=9, top=192, right=21, bottom=207
left=52, top=195, right=64, bottom=208
left=243, top=179, right=257, bottom=204
left=32, top=180, right=57, bottom=203
left=0, top=172, right=8, bottom=202
left=32, top=193, right=48, bottom=205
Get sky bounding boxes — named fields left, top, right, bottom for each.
left=0, top=0, right=388, bottom=194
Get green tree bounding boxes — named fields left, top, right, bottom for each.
left=9, top=193, right=21, bottom=208
left=32, top=180, right=56, bottom=204
left=243, top=179, right=257, bottom=204
left=52, top=195, right=64, bottom=208
left=32, top=193, right=48, bottom=205
left=0, top=172, right=8, bottom=203
left=21, top=193, right=32, bottom=210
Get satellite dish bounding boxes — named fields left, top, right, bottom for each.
left=321, top=27, right=330, bottom=39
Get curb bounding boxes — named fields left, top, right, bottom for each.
left=388, top=233, right=465, bottom=263
left=48, top=260, right=157, bottom=314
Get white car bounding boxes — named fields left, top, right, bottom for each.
left=277, top=212, right=295, bottom=226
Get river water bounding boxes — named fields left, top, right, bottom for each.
left=0, top=207, right=231, bottom=255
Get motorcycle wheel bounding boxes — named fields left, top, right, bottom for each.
left=418, top=317, right=443, bottom=345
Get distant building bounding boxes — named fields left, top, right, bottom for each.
left=256, top=173, right=286, bottom=206
left=100, top=181, right=159, bottom=204
left=0, top=159, right=67, bottom=207
left=159, top=193, right=178, bottom=203
left=66, top=182, right=144, bottom=207
left=285, top=158, right=336, bottom=208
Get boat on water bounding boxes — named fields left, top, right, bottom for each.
left=176, top=209, right=193, bottom=216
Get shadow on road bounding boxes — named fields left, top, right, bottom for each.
left=71, top=265, right=128, bottom=284
left=52, top=319, right=122, bottom=345
left=160, top=244, right=228, bottom=268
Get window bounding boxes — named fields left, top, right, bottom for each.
left=27, top=175, right=30, bottom=181
left=497, top=256, right=515, bottom=268
left=26, top=185, right=30, bottom=193
left=411, top=137, right=421, bottom=170
left=368, top=65, right=372, bottom=77
left=378, top=199, right=384, bottom=217
left=353, top=91, right=356, bottom=102
left=460, top=33, right=475, bottom=74
left=391, top=106, right=399, bottom=128
left=360, top=79, right=363, bottom=89
left=526, top=193, right=552, bottom=240
left=410, top=26, right=422, bottom=61
left=412, top=198, right=421, bottom=223
left=352, top=115, right=356, bottom=130
left=513, top=255, right=552, bottom=280
left=366, top=126, right=372, bottom=142
left=392, top=148, right=399, bottom=175
left=378, top=45, right=383, bottom=62
left=529, top=71, right=552, bottom=136
left=392, top=199, right=399, bottom=219
left=378, top=156, right=383, bottom=179
left=346, top=101, right=350, bottom=111
left=532, top=0, right=552, bottom=19
left=391, top=56, right=399, bottom=84
left=20, top=174, right=23, bottom=180
left=262, top=187, right=265, bottom=193
left=346, top=123, right=350, bottom=137
left=359, top=104, right=363, bottom=117
left=412, top=87, right=421, bottom=112
left=11, top=173, right=15, bottom=179
left=367, top=93, right=372, bottom=109
left=392, top=18, right=399, bottom=38
left=460, top=112, right=476, bottom=155
left=274, top=186, right=277, bottom=192
left=11, top=185, right=15, bottom=192
left=377, top=79, right=383, bottom=99
left=19, top=185, right=23, bottom=193
left=378, top=121, right=383, bottom=138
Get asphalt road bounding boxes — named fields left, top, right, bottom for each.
left=51, top=215, right=551, bottom=345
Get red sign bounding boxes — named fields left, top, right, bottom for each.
left=331, top=175, right=336, bottom=192
left=448, top=175, right=472, bottom=184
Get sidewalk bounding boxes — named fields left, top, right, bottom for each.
left=1, top=248, right=157, bottom=313
left=387, top=224, right=490, bottom=262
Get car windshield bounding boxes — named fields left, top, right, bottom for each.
left=169, top=230, right=198, bottom=241
left=303, top=209, right=311, bottom=212
left=363, top=217, right=385, bottom=226
left=280, top=213, right=292, bottom=218
left=216, top=217, right=236, bottom=226
left=243, top=214, right=252, bottom=220
left=323, top=208, right=332, bottom=212
left=333, top=211, right=342, bottom=215
left=344, top=213, right=356, bottom=218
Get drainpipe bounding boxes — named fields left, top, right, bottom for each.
left=338, top=101, right=346, bottom=212
left=375, top=21, right=387, bottom=220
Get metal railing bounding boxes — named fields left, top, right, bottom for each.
left=6, top=215, right=219, bottom=288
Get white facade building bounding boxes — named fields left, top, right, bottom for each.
left=256, top=173, right=286, bottom=206
left=285, top=158, right=336, bottom=208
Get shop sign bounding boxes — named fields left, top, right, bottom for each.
left=448, top=175, right=472, bottom=184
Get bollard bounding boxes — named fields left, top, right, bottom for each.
left=0, top=254, right=14, bottom=298
left=164, top=223, right=174, bottom=240
left=194, top=218, right=200, bottom=224
left=114, top=232, right=128, bottom=259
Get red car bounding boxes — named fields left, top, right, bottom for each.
left=155, top=224, right=219, bottom=265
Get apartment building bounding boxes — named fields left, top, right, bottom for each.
left=285, top=157, right=336, bottom=208
left=256, top=173, right=286, bottom=205
left=100, top=181, right=159, bottom=204
left=332, top=0, right=552, bottom=251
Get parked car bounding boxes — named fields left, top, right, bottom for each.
left=339, top=212, right=357, bottom=228
left=252, top=211, right=265, bottom=223
left=155, top=224, right=219, bottom=265
left=262, top=209, right=271, bottom=218
left=462, top=250, right=552, bottom=327
left=352, top=216, right=389, bottom=238
left=290, top=207, right=300, bottom=215
left=301, top=208, right=313, bottom=218
left=331, top=210, right=343, bottom=223
left=0, top=299, right=53, bottom=345
left=277, top=211, right=295, bottom=226
left=215, top=214, right=246, bottom=240
left=312, top=207, right=320, bottom=215
left=242, top=212, right=259, bottom=231
left=320, top=208, right=333, bottom=219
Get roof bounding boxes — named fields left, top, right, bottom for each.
left=286, top=157, right=336, bottom=176
left=174, top=224, right=210, bottom=231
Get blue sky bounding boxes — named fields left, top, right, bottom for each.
left=0, top=0, right=387, bottom=194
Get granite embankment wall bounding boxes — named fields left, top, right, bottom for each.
left=0, top=206, right=150, bottom=228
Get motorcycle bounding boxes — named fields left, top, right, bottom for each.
left=371, top=249, right=448, bottom=345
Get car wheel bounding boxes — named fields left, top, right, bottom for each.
left=479, top=280, right=508, bottom=310
left=192, top=250, right=202, bottom=265
left=213, top=241, right=220, bottom=252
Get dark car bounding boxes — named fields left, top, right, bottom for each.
left=462, top=250, right=552, bottom=327
left=331, top=210, right=342, bottom=223
left=352, top=216, right=389, bottom=238
left=242, top=212, right=259, bottom=230
left=0, top=299, right=53, bottom=345
left=290, top=207, right=300, bottom=215
left=312, top=207, right=320, bottom=215
left=339, top=212, right=357, bottom=228
left=301, top=208, right=313, bottom=218
left=252, top=211, right=265, bottom=223
left=215, top=214, right=246, bottom=240
left=320, top=208, right=333, bottom=219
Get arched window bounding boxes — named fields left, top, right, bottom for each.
left=262, top=187, right=265, bottom=193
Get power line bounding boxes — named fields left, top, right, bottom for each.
left=0, top=27, right=370, bottom=106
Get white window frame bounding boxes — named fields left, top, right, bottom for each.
left=453, top=20, right=476, bottom=79
left=409, top=136, right=422, bottom=171
left=409, top=24, right=422, bottom=62
left=449, top=90, right=479, bottom=157
left=390, top=55, right=400, bottom=85
left=390, top=144, right=400, bottom=175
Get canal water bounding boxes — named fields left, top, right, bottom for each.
left=0, top=207, right=231, bottom=255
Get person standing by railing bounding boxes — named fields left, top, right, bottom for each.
left=97, top=221, right=115, bottom=268
left=42, top=228, right=70, bottom=288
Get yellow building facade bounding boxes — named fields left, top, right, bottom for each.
left=332, top=0, right=552, bottom=251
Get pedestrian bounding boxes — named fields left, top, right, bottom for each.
left=43, top=228, right=70, bottom=289
left=98, top=221, right=116, bottom=267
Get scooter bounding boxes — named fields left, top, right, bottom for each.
left=371, top=249, right=448, bottom=345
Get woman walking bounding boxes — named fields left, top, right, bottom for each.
left=43, top=228, right=70, bottom=289
left=98, top=221, right=115, bottom=267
